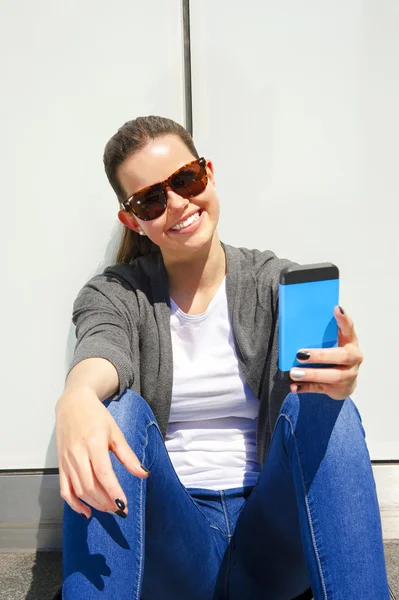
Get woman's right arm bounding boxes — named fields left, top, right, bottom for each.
left=56, top=357, right=149, bottom=519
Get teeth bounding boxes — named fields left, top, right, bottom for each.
left=171, top=210, right=201, bottom=230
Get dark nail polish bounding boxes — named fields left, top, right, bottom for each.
left=140, top=464, right=151, bottom=475
left=115, top=498, right=126, bottom=511
left=80, top=513, right=88, bottom=520
left=296, top=351, right=311, bottom=360
left=114, top=509, right=127, bottom=519
left=339, top=306, right=345, bottom=314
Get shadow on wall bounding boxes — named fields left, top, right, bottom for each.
left=65, top=220, right=125, bottom=372
left=24, top=221, right=124, bottom=598
left=25, top=431, right=63, bottom=599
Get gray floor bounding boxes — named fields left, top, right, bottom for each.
left=0, top=543, right=398, bottom=599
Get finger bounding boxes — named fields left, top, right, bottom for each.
left=59, top=469, right=92, bottom=519
left=290, top=382, right=348, bottom=400
left=110, top=426, right=151, bottom=479
left=90, top=450, right=129, bottom=516
left=290, top=383, right=303, bottom=394
left=296, top=345, right=360, bottom=366
left=334, top=305, right=359, bottom=345
left=67, top=455, right=114, bottom=513
left=290, top=365, right=358, bottom=385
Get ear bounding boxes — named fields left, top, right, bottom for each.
left=118, top=210, right=141, bottom=234
left=206, top=160, right=216, bottom=187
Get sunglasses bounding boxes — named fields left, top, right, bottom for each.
left=120, top=157, right=208, bottom=221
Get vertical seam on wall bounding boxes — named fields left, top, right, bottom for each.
left=182, top=0, right=193, bottom=135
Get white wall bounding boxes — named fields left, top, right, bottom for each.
left=1, top=1, right=398, bottom=470
left=189, top=0, right=399, bottom=458
left=0, top=0, right=184, bottom=468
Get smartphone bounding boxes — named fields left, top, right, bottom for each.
left=278, top=263, right=340, bottom=382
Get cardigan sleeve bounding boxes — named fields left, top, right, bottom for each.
left=66, top=274, right=136, bottom=398
left=256, top=253, right=300, bottom=466
left=267, top=258, right=300, bottom=439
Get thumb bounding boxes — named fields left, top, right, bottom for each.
left=110, top=426, right=150, bottom=478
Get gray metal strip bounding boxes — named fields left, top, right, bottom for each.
left=182, top=0, right=193, bottom=136
left=0, top=474, right=62, bottom=551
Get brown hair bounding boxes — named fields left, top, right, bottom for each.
left=103, top=116, right=199, bottom=264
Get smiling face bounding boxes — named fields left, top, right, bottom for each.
left=116, top=135, right=220, bottom=261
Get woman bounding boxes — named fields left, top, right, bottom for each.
left=55, top=116, right=389, bottom=599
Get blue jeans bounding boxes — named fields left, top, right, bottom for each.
left=62, top=390, right=390, bottom=599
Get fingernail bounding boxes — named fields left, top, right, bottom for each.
left=296, top=351, right=310, bottom=361
left=140, top=464, right=151, bottom=475
left=339, top=306, right=345, bottom=314
left=114, top=509, right=127, bottom=519
left=80, top=513, right=88, bottom=520
left=291, top=369, right=306, bottom=379
left=115, top=498, right=126, bottom=511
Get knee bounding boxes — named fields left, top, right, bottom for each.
left=279, top=391, right=363, bottom=433
left=105, top=389, right=159, bottom=438
left=278, top=393, right=368, bottom=475
left=278, top=391, right=303, bottom=425
left=339, top=396, right=366, bottom=441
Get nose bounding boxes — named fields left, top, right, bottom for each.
left=165, top=187, right=189, bottom=213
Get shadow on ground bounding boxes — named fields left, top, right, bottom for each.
left=0, top=543, right=398, bottom=600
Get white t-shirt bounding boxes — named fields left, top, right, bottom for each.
left=165, top=276, right=261, bottom=490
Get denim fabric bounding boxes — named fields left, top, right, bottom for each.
left=62, top=390, right=390, bottom=599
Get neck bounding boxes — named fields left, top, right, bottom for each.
left=162, top=231, right=226, bottom=297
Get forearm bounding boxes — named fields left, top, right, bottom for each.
left=63, top=357, right=119, bottom=402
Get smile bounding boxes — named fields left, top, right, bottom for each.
left=170, top=210, right=202, bottom=231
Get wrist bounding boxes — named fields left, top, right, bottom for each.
left=55, top=386, right=100, bottom=414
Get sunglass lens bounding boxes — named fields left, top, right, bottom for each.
left=134, top=187, right=166, bottom=221
left=171, top=163, right=207, bottom=198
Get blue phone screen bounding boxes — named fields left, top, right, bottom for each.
left=278, top=278, right=339, bottom=373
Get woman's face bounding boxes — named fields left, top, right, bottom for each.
left=117, top=135, right=220, bottom=259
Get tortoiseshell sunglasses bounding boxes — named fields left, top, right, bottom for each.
left=120, top=157, right=208, bottom=221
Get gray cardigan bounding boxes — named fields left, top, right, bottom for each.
left=68, top=242, right=298, bottom=467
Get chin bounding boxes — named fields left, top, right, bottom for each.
left=166, top=229, right=215, bottom=253
left=185, top=229, right=218, bottom=250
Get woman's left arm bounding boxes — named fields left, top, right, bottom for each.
left=290, top=306, right=364, bottom=400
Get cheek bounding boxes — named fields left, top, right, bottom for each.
left=147, top=216, right=169, bottom=239
left=200, top=192, right=220, bottom=229
left=207, top=190, right=220, bottom=215
left=202, top=187, right=218, bottom=207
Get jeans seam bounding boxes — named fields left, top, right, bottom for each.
left=145, top=419, right=160, bottom=467
left=224, top=539, right=232, bottom=599
left=133, top=419, right=153, bottom=600
left=280, top=411, right=329, bottom=600
left=219, top=491, right=233, bottom=599
left=219, top=490, right=232, bottom=538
